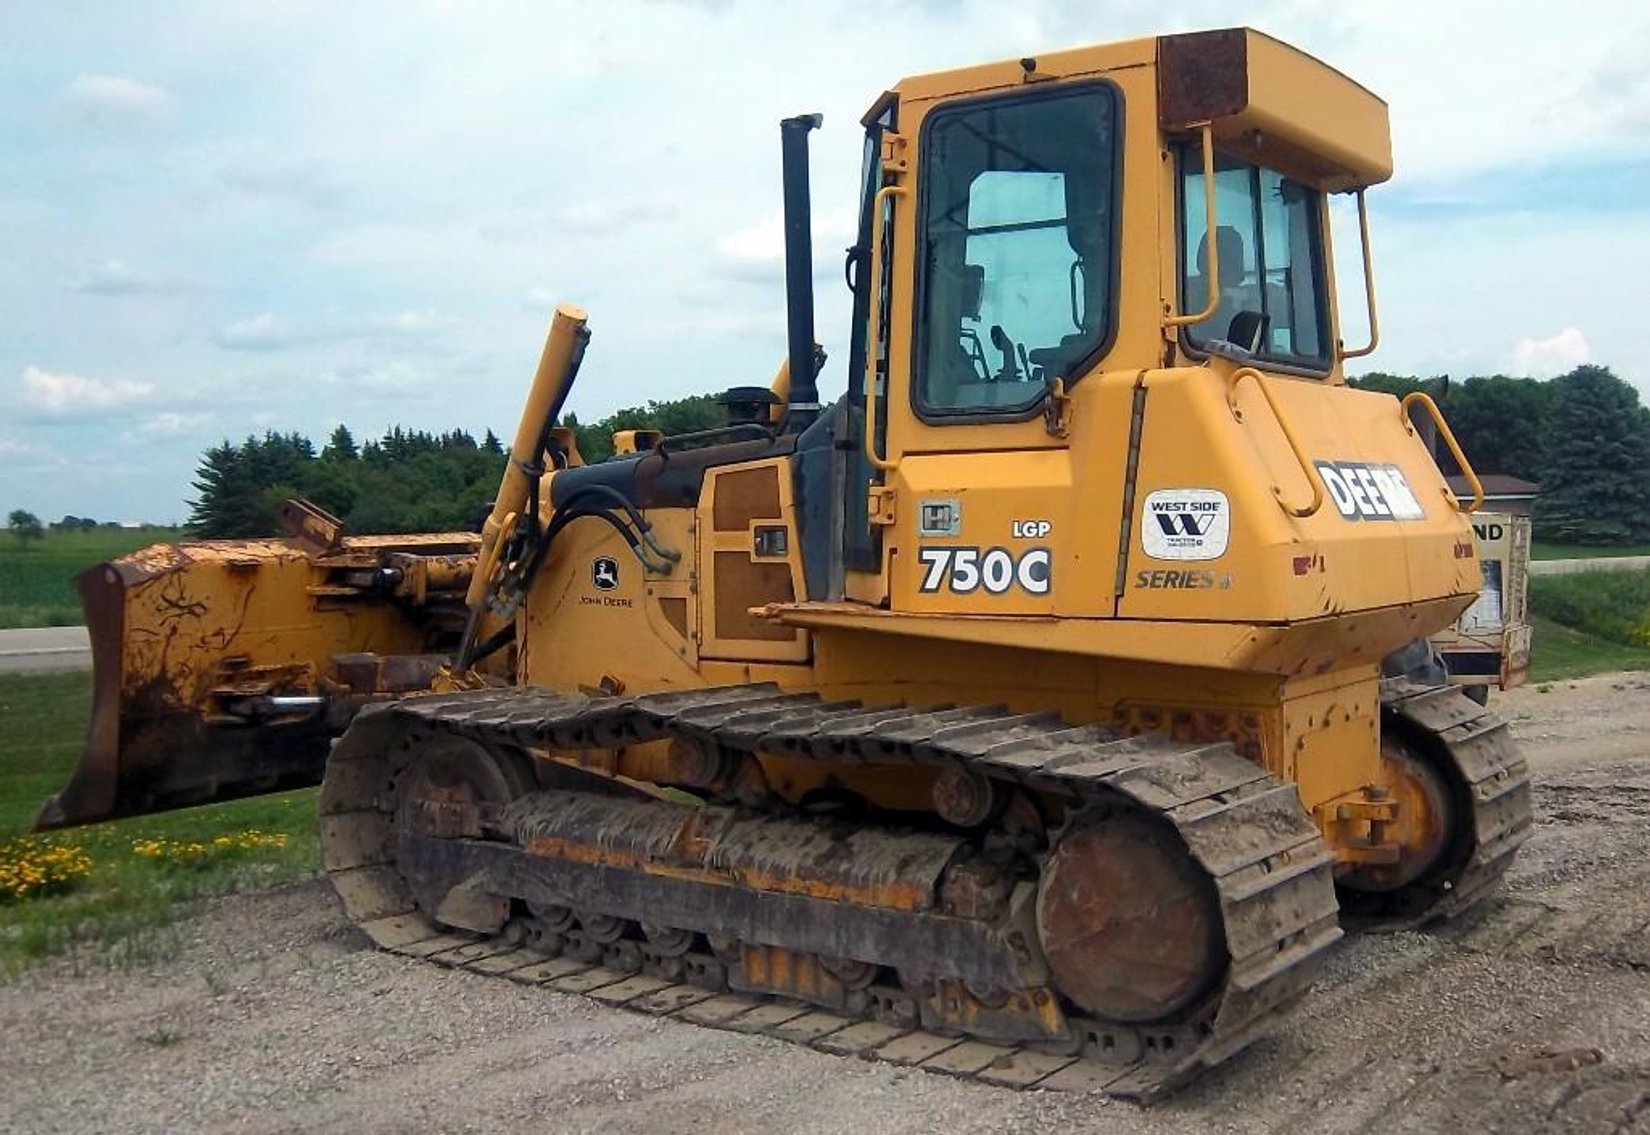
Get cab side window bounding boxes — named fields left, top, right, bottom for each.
left=1181, top=157, right=1329, bottom=368
left=916, top=86, right=1118, bottom=417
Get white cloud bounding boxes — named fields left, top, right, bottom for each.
left=215, top=310, right=460, bottom=351
left=372, top=310, right=459, bottom=336
left=19, top=365, right=155, bottom=416
left=524, top=285, right=561, bottom=310
left=216, top=312, right=305, bottom=351
left=66, top=258, right=183, bottom=296
left=218, top=158, right=346, bottom=207
left=714, top=208, right=857, bottom=282
left=1512, top=327, right=1591, bottom=378
left=558, top=199, right=678, bottom=235
left=64, top=74, right=175, bottom=123
left=0, top=438, right=59, bottom=461
left=318, top=361, right=422, bottom=396
left=135, top=411, right=214, bottom=436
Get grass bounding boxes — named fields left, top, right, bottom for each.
left=1529, top=616, right=1650, bottom=683
left=1528, top=569, right=1650, bottom=648
left=0, top=528, right=179, bottom=628
left=1531, top=542, right=1650, bottom=561
left=0, top=671, right=318, bottom=976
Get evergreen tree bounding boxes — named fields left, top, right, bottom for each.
left=1534, top=365, right=1650, bottom=544
left=179, top=392, right=756, bottom=538
left=1444, top=376, right=1552, bottom=483
left=188, top=442, right=265, bottom=536
left=322, top=424, right=358, bottom=462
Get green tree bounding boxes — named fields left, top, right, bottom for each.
left=188, top=442, right=264, bottom=536
left=7, top=509, right=43, bottom=546
left=1444, top=375, right=1553, bottom=483
left=563, top=393, right=724, bottom=462
left=1534, top=365, right=1650, bottom=544
left=1347, top=371, right=1429, bottom=399
left=321, top=424, right=358, bottom=462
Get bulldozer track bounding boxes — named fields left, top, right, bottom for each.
left=1371, top=681, right=1534, bottom=929
left=320, top=681, right=1521, bottom=1099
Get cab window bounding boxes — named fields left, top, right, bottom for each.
left=1180, top=155, right=1329, bottom=368
left=916, top=85, right=1118, bottom=417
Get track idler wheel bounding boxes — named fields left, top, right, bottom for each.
left=393, top=733, right=533, bottom=933
left=1036, top=813, right=1225, bottom=1024
left=1337, top=737, right=1456, bottom=896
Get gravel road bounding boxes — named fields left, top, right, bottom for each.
left=4, top=673, right=1649, bottom=1135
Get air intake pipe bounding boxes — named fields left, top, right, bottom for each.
left=780, top=112, right=823, bottom=430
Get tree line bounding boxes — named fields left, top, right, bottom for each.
left=1349, top=364, right=1650, bottom=545
left=184, top=395, right=722, bottom=538
left=96, top=366, right=1650, bottom=546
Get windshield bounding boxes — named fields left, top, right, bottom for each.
left=916, top=84, right=1118, bottom=416
left=1180, top=155, right=1329, bottom=368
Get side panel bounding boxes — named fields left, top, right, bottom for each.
left=697, top=459, right=810, bottom=663
left=1431, top=512, right=1531, bottom=690
left=1118, top=368, right=1479, bottom=627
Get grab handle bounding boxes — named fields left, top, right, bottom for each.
left=862, top=184, right=906, bottom=473
left=1165, top=124, right=1220, bottom=329
left=1401, top=391, right=1482, bottom=513
left=1227, top=367, right=1323, bottom=518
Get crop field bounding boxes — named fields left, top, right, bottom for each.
left=0, top=528, right=178, bottom=629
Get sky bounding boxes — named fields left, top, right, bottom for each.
left=3, top=0, right=1649, bottom=523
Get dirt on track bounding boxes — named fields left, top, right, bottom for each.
left=4, top=673, right=1650, bottom=1135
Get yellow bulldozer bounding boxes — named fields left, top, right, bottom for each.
left=37, top=28, right=1531, bottom=1098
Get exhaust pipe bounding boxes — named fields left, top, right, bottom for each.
left=780, top=112, right=823, bottom=430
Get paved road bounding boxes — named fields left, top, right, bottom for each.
left=1530, top=555, right=1650, bottom=577
left=0, top=625, right=91, bottom=673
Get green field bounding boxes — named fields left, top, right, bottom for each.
left=0, top=528, right=179, bottom=628
left=0, top=671, right=318, bottom=975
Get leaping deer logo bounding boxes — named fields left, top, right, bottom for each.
left=592, top=556, right=620, bottom=592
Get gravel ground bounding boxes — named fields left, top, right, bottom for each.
left=4, top=673, right=1649, bottom=1135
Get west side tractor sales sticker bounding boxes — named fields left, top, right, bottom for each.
left=1141, top=488, right=1230, bottom=561
left=1314, top=461, right=1426, bottom=521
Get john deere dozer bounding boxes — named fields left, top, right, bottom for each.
left=39, top=28, right=1530, bottom=1098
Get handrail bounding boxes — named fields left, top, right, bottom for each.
left=1165, top=124, right=1220, bottom=329
left=1401, top=391, right=1482, bottom=513
left=1339, top=189, right=1381, bottom=359
left=1226, top=367, right=1323, bottom=518
left=862, top=183, right=906, bottom=472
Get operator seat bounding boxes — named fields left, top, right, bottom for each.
left=1184, top=224, right=1260, bottom=331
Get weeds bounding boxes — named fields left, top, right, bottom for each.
left=131, top=830, right=289, bottom=869
left=135, top=1026, right=184, bottom=1048
left=0, top=836, right=93, bottom=900
left=0, top=817, right=317, bottom=977
left=1530, top=570, right=1650, bottom=647
left=0, top=672, right=322, bottom=978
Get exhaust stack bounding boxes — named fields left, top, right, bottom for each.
left=780, top=113, right=823, bottom=429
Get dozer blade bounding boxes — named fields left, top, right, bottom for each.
left=34, top=530, right=479, bottom=831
